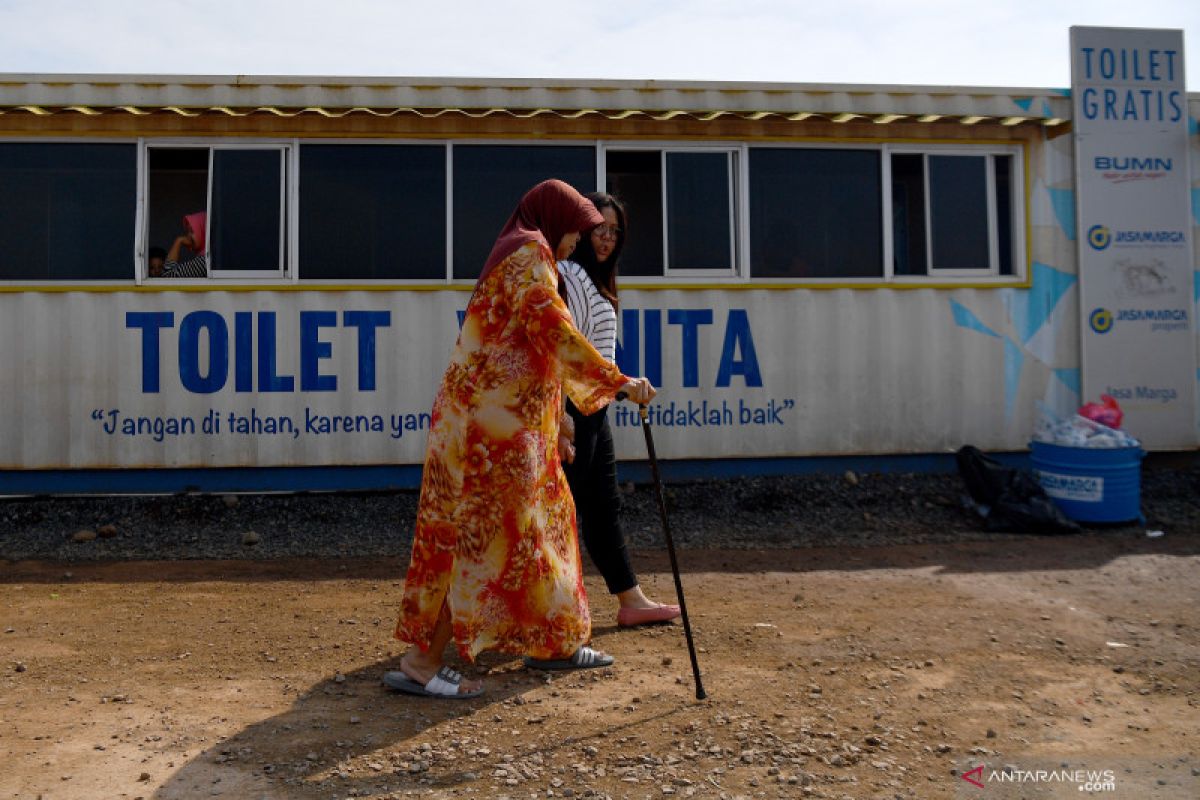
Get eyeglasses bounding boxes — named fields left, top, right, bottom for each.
left=593, top=224, right=622, bottom=241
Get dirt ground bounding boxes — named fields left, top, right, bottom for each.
left=2, top=534, right=1197, bottom=800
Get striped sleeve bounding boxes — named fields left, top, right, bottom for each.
left=559, top=260, right=616, bottom=362
left=162, top=255, right=208, bottom=278
left=557, top=260, right=591, bottom=337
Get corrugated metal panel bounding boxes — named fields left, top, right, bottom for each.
left=0, top=74, right=1077, bottom=124
left=0, top=283, right=1068, bottom=469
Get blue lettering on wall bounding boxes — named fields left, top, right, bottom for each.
left=300, top=311, right=338, bottom=392
left=716, top=310, right=763, bottom=387
left=616, top=308, right=638, bottom=377
left=234, top=312, right=253, bottom=392
left=667, top=309, right=713, bottom=388
left=128, top=310, right=391, bottom=394
left=618, top=309, right=667, bottom=387
left=257, top=312, right=294, bottom=392
left=178, top=310, right=229, bottom=394
left=616, top=308, right=762, bottom=388
left=344, top=311, right=391, bottom=391
left=125, top=312, right=175, bottom=393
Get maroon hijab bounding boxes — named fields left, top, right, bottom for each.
left=477, top=180, right=604, bottom=286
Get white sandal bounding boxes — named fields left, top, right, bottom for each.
left=383, top=665, right=483, bottom=698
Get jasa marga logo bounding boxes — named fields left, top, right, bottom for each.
left=1087, top=224, right=1186, bottom=250
left=1089, top=308, right=1114, bottom=334
left=1087, top=225, right=1112, bottom=251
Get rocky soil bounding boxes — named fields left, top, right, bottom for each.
left=1, top=463, right=1197, bottom=799
left=3, top=463, right=1198, bottom=561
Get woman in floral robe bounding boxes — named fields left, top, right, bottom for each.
left=389, top=180, right=655, bottom=698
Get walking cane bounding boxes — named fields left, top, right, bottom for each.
left=619, top=393, right=708, bottom=700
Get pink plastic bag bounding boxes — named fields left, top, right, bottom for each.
left=1077, top=394, right=1123, bottom=429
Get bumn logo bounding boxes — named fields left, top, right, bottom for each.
left=1094, top=156, right=1172, bottom=172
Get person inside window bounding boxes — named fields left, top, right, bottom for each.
left=161, top=211, right=208, bottom=278
left=147, top=246, right=167, bottom=278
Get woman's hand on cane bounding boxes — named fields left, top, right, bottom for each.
left=618, top=378, right=656, bottom=406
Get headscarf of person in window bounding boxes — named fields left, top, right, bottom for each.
left=477, top=180, right=601, bottom=288
left=182, top=211, right=207, bottom=255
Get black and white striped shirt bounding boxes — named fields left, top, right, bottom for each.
left=162, top=255, right=208, bottom=278
left=558, top=260, right=616, bottom=361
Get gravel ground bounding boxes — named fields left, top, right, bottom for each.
left=3, top=461, right=1198, bottom=562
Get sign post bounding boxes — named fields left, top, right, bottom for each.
left=1071, top=26, right=1196, bottom=448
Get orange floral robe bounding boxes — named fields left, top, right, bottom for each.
left=395, top=242, right=628, bottom=661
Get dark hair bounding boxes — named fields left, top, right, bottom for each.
left=148, top=246, right=167, bottom=260
left=570, top=192, right=625, bottom=309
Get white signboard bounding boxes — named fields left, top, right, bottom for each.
left=1071, top=26, right=1197, bottom=448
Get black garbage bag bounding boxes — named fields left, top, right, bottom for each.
left=956, top=445, right=1081, bottom=534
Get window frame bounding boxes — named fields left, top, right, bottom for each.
left=140, top=138, right=296, bottom=284
left=447, top=139, right=599, bottom=282
left=745, top=141, right=888, bottom=283
left=0, top=136, right=140, bottom=286
left=743, top=141, right=1026, bottom=285
left=884, top=143, right=1025, bottom=283
left=598, top=141, right=746, bottom=281
left=0, top=136, right=1027, bottom=288
left=294, top=138, right=451, bottom=284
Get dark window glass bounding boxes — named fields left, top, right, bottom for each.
left=929, top=155, right=989, bottom=270
left=210, top=150, right=282, bottom=271
left=995, top=156, right=1013, bottom=276
left=890, top=154, right=926, bottom=276
left=452, top=146, right=594, bottom=279
left=605, top=151, right=663, bottom=276
left=666, top=153, right=733, bottom=271
left=750, top=148, right=882, bottom=278
left=300, top=145, right=445, bottom=279
left=0, top=144, right=136, bottom=280
left=147, top=148, right=208, bottom=272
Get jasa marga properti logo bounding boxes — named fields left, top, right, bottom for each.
left=1089, top=306, right=1189, bottom=334
left=1087, top=223, right=1186, bottom=250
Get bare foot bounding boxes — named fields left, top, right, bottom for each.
left=399, top=651, right=482, bottom=695
left=616, top=584, right=675, bottom=610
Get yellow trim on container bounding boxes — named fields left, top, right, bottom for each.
left=0, top=278, right=1033, bottom=294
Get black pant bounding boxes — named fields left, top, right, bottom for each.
left=564, top=400, right=637, bottom=595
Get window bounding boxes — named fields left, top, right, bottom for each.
left=145, top=144, right=290, bottom=279
left=604, top=148, right=738, bottom=277
left=891, top=151, right=1016, bottom=277
left=299, top=145, right=445, bottom=279
left=749, top=148, right=882, bottom=278
left=1, top=138, right=1022, bottom=285
left=211, top=150, right=284, bottom=272
left=452, top=145, right=595, bottom=279
left=0, top=143, right=136, bottom=280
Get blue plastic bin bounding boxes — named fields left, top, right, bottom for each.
left=1029, top=441, right=1145, bottom=524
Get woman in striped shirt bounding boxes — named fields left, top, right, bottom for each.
left=161, top=211, right=209, bottom=278
left=558, top=192, right=681, bottom=628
